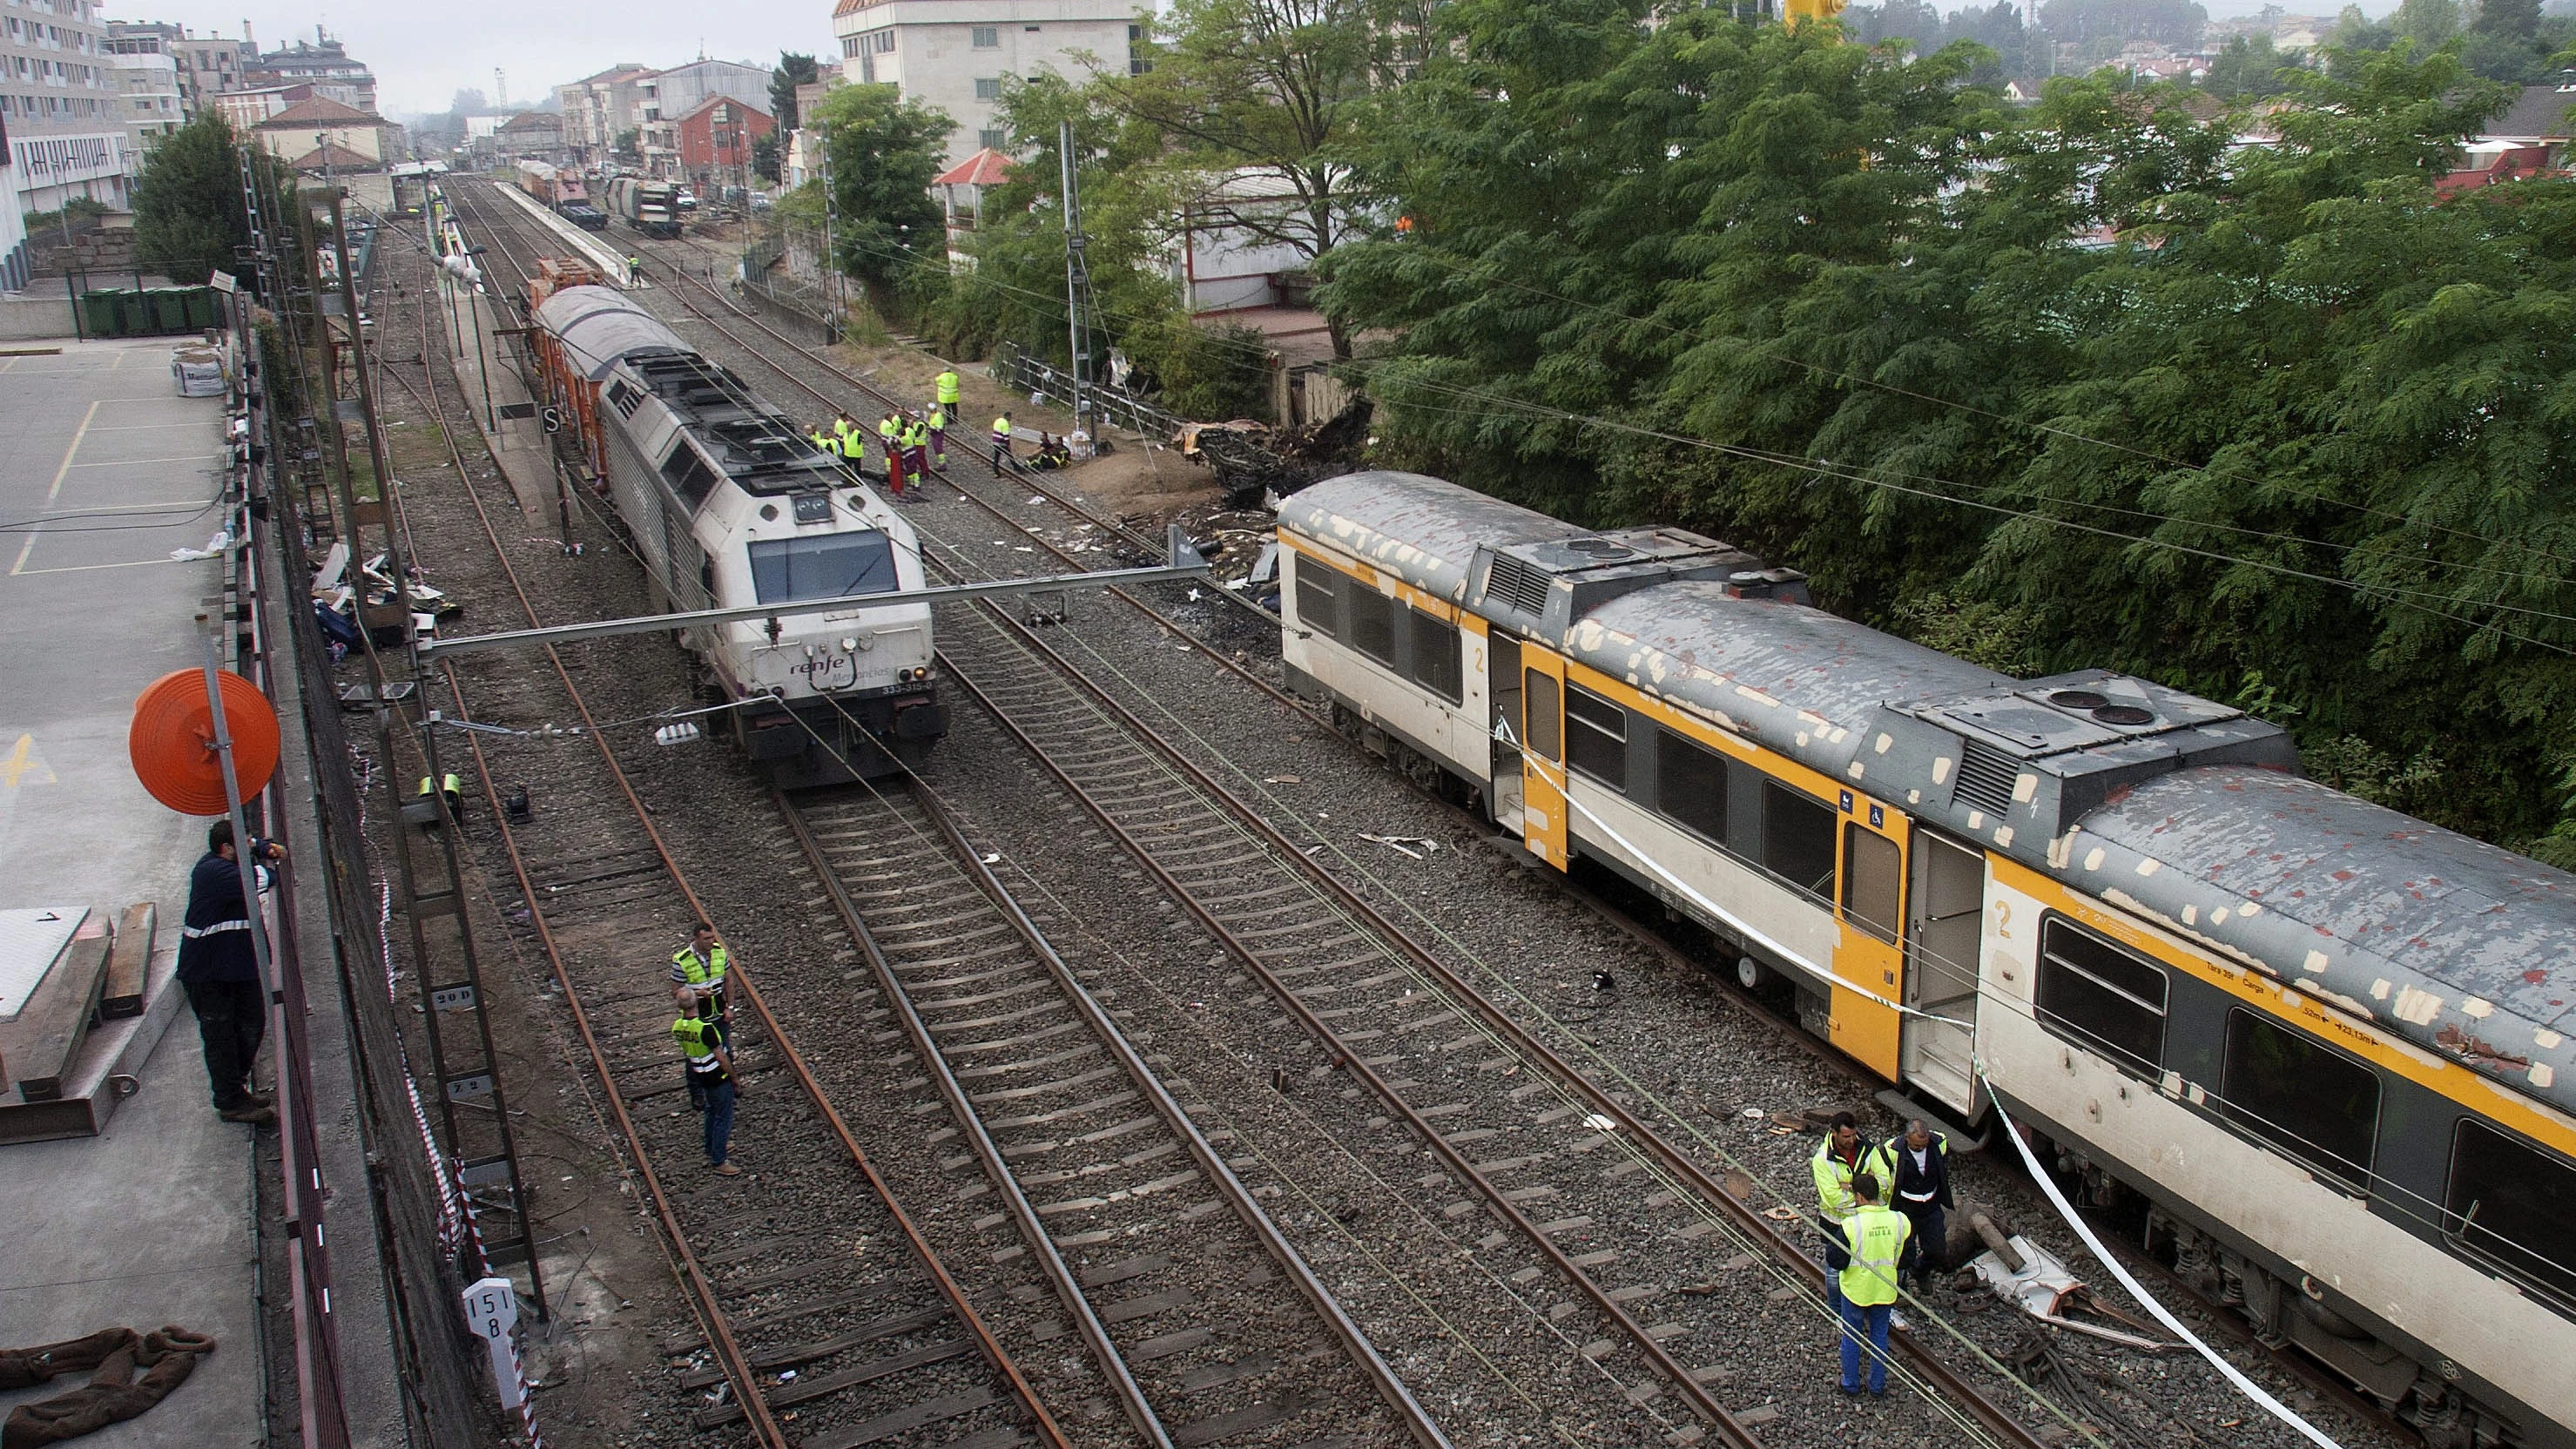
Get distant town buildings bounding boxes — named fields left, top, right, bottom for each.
left=247, top=95, right=403, bottom=172
left=829, top=0, right=1142, bottom=169
left=555, top=64, right=653, bottom=167
left=637, top=58, right=769, bottom=177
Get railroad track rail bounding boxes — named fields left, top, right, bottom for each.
left=920, top=595, right=2055, bottom=1449
left=444, top=177, right=2420, bottom=1449
left=427, top=177, right=1471, bottom=1449
left=375, top=201, right=1073, bottom=1449
left=782, top=777, right=1447, bottom=1449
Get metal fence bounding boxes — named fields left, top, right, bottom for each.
left=989, top=340, right=1189, bottom=440
left=252, top=270, right=503, bottom=1449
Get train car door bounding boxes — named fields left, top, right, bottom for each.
left=1831, top=804, right=1908, bottom=1079
left=1488, top=635, right=1524, bottom=832
left=1519, top=650, right=1569, bottom=867
left=1899, top=832, right=1985, bottom=1114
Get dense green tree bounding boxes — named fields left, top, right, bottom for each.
left=2202, top=32, right=2297, bottom=94
left=133, top=112, right=285, bottom=287
left=2476, top=0, right=2542, bottom=37
left=771, top=52, right=820, bottom=131
left=752, top=131, right=781, bottom=184
left=810, top=83, right=953, bottom=300
left=2392, top=0, right=2463, bottom=45
left=1096, top=0, right=1393, bottom=355
left=2037, top=0, right=2208, bottom=46
left=1325, top=18, right=2576, bottom=854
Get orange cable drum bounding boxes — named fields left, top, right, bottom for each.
left=130, top=669, right=280, bottom=816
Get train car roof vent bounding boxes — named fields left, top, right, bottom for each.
left=1562, top=536, right=1636, bottom=560
left=1485, top=553, right=1552, bottom=616
left=1952, top=738, right=2021, bottom=818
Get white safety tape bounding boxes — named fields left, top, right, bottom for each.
left=1985, top=1088, right=2348, bottom=1449
left=1543, top=784, right=1973, bottom=1028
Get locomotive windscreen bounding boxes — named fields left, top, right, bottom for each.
left=749, top=532, right=900, bottom=603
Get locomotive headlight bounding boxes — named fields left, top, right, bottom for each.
left=840, top=637, right=859, bottom=653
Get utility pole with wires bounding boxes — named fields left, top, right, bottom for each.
left=1059, top=119, right=1096, bottom=435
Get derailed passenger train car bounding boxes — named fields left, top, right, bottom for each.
left=529, top=284, right=944, bottom=784
left=1279, top=469, right=2576, bottom=1448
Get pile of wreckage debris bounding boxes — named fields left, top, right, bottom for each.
left=1180, top=397, right=1374, bottom=510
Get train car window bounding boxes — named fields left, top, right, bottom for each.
left=1656, top=727, right=1730, bottom=843
left=747, top=532, right=900, bottom=604
left=2220, top=1008, right=2379, bottom=1192
left=2446, top=1119, right=2576, bottom=1307
left=2035, top=918, right=2167, bottom=1076
left=1407, top=610, right=1463, bottom=703
left=659, top=445, right=723, bottom=511
left=1840, top=825, right=1900, bottom=944
left=1293, top=554, right=1339, bottom=638
left=1564, top=684, right=1627, bottom=790
left=1761, top=781, right=1837, bottom=901
left=1348, top=587, right=1397, bottom=667
left=1524, top=671, right=1561, bottom=761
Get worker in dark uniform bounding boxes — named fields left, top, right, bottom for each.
left=671, top=921, right=728, bottom=1021
left=177, top=819, right=286, bottom=1126
left=672, top=987, right=741, bottom=1176
left=1884, top=1118, right=1953, bottom=1292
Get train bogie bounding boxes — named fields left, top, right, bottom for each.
left=1278, top=468, right=2576, bottom=1446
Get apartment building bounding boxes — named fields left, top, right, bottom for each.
left=2, top=0, right=139, bottom=238
left=637, top=57, right=768, bottom=177
left=107, top=42, right=175, bottom=149
left=830, top=0, right=1142, bottom=169
left=554, top=63, right=651, bottom=166
left=256, top=27, right=374, bottom=116
left=105, top=20, right=258, bottom=116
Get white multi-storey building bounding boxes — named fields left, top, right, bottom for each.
left=2, top=0, right=138, bottom=284
left=108, top=44, right=176, bottom=150
left=555, top=63, right=651, bottom=166
left=829, top=0, right=1143, bottom=169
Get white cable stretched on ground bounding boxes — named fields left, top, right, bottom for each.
left=1985, top=1088, right=2346, bottom=1449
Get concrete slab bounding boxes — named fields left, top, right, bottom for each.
left=0, top=1023, right=260, bottom=1447
left=0, top=336, right=253, bottom=1443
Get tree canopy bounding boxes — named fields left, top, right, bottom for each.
left=810, top=82, right=953, bottom=300
left=133, top=112, right=293, bottom=289
left=1318, top=10, right=2576, bottom=859
left=771, top=52, right=820, bottom=131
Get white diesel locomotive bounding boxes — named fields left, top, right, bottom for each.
left=1280, top=470, right=2576, bottom=1449
left=531, top=284, right=944, bottom=785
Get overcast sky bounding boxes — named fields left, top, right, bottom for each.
left=133, top=0, right=837, bottom=118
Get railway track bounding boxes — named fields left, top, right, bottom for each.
left=430, top=179, right=2244, bottom=1449
left=432, top=181, right=2308, bottom=1449
left=377, top=199, right=1073, bottom=1449
left=782, top=777, right=1447, bottom=1449
left=420, top=182, right=1469, bottom=1449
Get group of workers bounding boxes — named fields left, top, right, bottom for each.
left=1811, top=1111, right=1956, bottom=1395
left=803, top=366, right=1043, bottom=497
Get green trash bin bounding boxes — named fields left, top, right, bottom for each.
left=185, top=287, right=222, bottom=329
left=116, top=292, right=153, bottom=336
left=150, top=288, right=191, bottom=333
left=80, top=291, right=120, bottom=337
